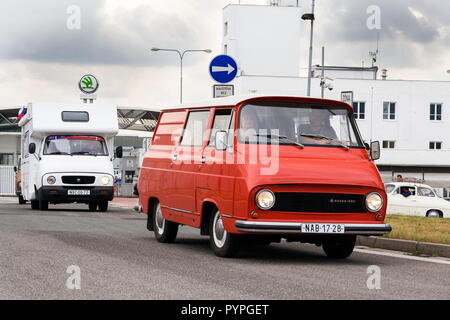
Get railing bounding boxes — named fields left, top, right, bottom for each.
left=0, top=166, right=16, bottom=196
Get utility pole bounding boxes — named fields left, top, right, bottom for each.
left=321, top=46, right=325, bottom=98
left=302, top=0, right=315, bottom=97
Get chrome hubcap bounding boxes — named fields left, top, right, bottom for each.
left=155, top=204, right=165, bottom=234
left=213, top=212, right=227, bottom=248
left=428, top=211, right=440, bottom=218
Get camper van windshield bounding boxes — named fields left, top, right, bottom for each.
left=238, top=102, right=364, bottom=148
left=43, top=136, right=108, bottom=156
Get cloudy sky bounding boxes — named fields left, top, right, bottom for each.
left=0, top=0, right=449, bottom=107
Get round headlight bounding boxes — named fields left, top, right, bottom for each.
left=101, top=176, right=110, bottom=185
left=366, top=192, right=383, bottom=212
left=47, top=176, right=56, bottom=185
left=256, top=189, right=275, bottom=210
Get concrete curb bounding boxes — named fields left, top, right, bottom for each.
left=357, top=236, right=450, bottom=258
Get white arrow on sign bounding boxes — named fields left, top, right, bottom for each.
left=212, top=64, right=235, bottom=75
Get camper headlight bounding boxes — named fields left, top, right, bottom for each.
left=47, top=176, right=56, bottom=185
left=366, top=192, right=383, bottom=212
left=101, top=176, right=110, bottom=185
left=256, top=189, right=275, bottom=210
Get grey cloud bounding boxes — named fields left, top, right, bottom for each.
left=0, top=0, right=211, bottom=66
left=320, top=0, right=440, bottom=44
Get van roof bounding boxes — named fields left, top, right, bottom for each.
left=162, top=95, right=353, bottom=112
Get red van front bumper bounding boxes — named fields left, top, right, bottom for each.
left=235, top=220, right=391, bottom=236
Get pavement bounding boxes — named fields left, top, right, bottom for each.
left=0, top=198, right=449, bottom=300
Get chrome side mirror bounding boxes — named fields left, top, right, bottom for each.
left=215, top=131, right=228, bottom=151
left=370, top=141, right=381, bottom=161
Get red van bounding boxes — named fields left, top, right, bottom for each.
left=138, top=96, right=391, bottom=258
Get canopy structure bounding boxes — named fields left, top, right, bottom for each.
left=117, top=107, right=160, bottom=132
left=0, top=107, right=22, bottom=132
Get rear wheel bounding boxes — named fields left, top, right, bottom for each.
left=98, top=201, right=108, bottom=212
left=322, top=235, right=356, bottom=259
left=153, top=201, right=178, bottom=243
left=31, top=200, right=39, bottom=210
left=426, top=210, right=442, bottom=218
left=18, top=195, right=26, bottom=204
left=39, top=200, right=48, bottom=211
left=209, top=209, right=242, bottom=258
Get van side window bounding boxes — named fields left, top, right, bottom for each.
left=209, top=109, right=234, bottom=147
left=180, top=111, right=210, bottom=146
left=23, top=131, right=29, bottom=158
left=418, top=187, right=435, bottom=197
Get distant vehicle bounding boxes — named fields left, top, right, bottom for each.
left=385, top=182, right=450, bottom=218
left=18, top=103, right=119, bottom=212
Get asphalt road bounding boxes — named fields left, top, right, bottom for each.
left=0, top=199, right=449, bottom=300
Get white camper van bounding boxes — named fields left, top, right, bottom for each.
left=18, top=103, right=119, bottom=211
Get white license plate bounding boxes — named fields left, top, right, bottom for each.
left=68, top=190, right=90, bottom=196
left=301, top=223, right=345, bottom=234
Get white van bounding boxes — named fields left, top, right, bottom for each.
left=19, top=103, right=119, bottom=211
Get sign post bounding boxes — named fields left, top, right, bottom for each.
left=340, top=91, right=354, bottom=106
left=79, top=74, right=99, bottom=103
left=209, top=55, right=238, bottom=98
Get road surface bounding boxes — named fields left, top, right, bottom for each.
left=0, top=199, right=448, bottom=300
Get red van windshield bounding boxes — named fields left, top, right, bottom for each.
left=238, top=103, right=364, bottom=148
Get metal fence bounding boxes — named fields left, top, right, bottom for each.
left=0, top=166, right=15, bottom=196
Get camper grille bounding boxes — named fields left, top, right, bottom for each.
left=62, top=176, right=95, bottom=185
left=269, top=193, right=366, bottom=213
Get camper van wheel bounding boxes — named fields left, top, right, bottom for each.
left=98, top=201, right=108, bottom=212
left=39, top=200, right=48, bottom=211
left=18, top=195, right=26, bottom=205
left=153, top=201, right=178, bottom=243
left=322, top=235, right=356, bottom=259
left=89, top=202, right=98, bottom=212
left=31, top=200, right=39, bottom=210
left=209, top=209, right=242, bottom=258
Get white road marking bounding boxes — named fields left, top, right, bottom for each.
left=355, top=248, right=450, bottom=265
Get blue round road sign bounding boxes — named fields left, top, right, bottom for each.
left=209, top=55, right=238, bottom=84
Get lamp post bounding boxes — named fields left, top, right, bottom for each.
left=151, top=48, right=212, bottom=104
left=302, top=0, right=315, bottom=97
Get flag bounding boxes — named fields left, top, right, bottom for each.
left=18, top=107, right=27, bottom=120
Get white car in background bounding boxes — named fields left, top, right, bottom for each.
left=385, top=182, right=450, bottom=218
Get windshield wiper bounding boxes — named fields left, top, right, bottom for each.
left=253, top=134, right=305, bottom=149
left=47, top=152, right=70, bottom=155
left=71, top=151, right=95, bottom=156
left=300, top=134, right=349, bottom=151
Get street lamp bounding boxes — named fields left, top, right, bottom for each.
left=302, top=0, right=315, bottom=97
left=151, top=48, right=212, bottom=104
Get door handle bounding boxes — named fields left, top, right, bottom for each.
left=171, top=154, right=178, bottom=161
left=200, top=156, right=206, bottom=164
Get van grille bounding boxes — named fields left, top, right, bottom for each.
left=62, top=176, right=95, bottom=185
left=270, top=193, right=366, bottom=213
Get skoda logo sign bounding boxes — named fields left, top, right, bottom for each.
left=76, top=178, right=81, bottom=183
left=79, top=74, right=99, bottom=94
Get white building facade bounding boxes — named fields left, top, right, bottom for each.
left=222, top=3, right=450, bottom=193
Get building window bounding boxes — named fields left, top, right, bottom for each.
left=429, top=142, right=442, bottom=150
left=430, top=103, right=442, bottom=121
left=352, top=102, right=366, bottom=120
left=0, top=153, right=14, bottom=165
left=382, top=141, right=395, bottom=149
left=383, top=102, right=396, bottom=120
left=224, top=22, right=228, bottom=36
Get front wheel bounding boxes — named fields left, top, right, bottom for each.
left=98, top=201, right=108, bottom=212
left=39, top=200, right=48, bottom=211
left=322, top=235, right=356, bottom=259
left=153, top=201, right=178, bottom=243
left=31, top=200, right=39, bottom=210
left=89, top=201, right=98, bottom=212
left=209, top=209, right=242, bottom=258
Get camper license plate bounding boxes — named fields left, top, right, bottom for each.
left=301, top=224, right=345, bottom=234
left=68, top=190, right=90, bottom=196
